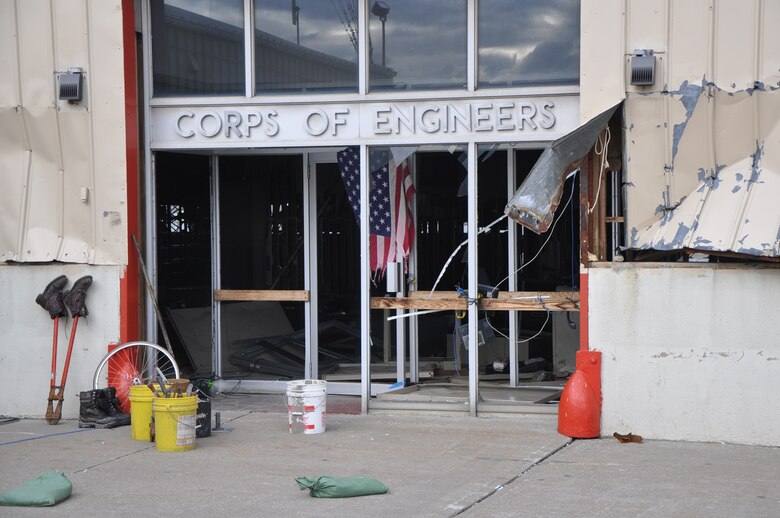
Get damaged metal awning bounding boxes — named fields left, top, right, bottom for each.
left=505, top=103, right=620, bottom=234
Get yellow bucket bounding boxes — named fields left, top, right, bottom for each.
left=152, top=395, right=198, bottom=452
left=129, top=385, right=155, bottom=441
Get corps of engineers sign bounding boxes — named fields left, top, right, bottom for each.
left=150, top=96, right=579, bottom=149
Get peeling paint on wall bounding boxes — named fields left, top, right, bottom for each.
left=626, top=82, right=780, bottom=258
left=670, top=80, right=705, bottom=162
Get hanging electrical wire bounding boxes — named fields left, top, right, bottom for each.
left=393, top=168, right=578, bottom=323
left=427, top=214, right=508, bottom=298
left=491, top=169, right=578, bottom=294
left=485, top=305, right=551, bottom=345
left=588, top=126, right=611, bottom=214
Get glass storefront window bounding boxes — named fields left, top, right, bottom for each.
left=369, top=0, right=467, bottom=91
left=149, top=1, right=581, bottom=97
left=478, top=0, right=580, bottom=88
left=254, top=1, right=359, bottom=93
left=151, top=0, right=245, bottom=96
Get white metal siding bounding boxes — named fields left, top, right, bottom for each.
left=583, top=0, right=780, bottom=257
left=0, top=0, right=127, bottom=264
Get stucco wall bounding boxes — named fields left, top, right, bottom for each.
left=590, top=263, right=780, bottom=446
left=0, top=264, right=121, bottom=419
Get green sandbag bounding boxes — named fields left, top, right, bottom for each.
left=0, top=471, right=72, bottom=507
left=296, top=475, right=388, bottom=498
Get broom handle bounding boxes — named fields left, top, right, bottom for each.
left=132, top=234, right=174, bottom=356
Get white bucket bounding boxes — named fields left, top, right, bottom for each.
left=286, top=379, right=327, bottom=434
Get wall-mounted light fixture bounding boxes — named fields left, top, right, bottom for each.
left=630, top=50, right=655, bottom=86
left=58, top=67, right=83, bottom=102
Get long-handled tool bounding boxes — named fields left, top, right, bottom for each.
left=36, top=275, right=68, bottom=424
left=45, top=315, right=79, bottom=424
left=132, top=234, right=174, bottom=356
left=37, top=275, right=93, bottom=424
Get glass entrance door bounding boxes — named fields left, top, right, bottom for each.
left=216, top=155, right=307, bottom=384
left=308, top=155, right=363, bottom=385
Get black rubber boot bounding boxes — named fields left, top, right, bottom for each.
left=35, top=275, right=69, bottom=319
left=97, top=387, right=130, bottom=427
left=63, top=275, right=93, bottom=317
left=78, top=390, right=116, bottom=429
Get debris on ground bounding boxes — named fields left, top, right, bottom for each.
left=613, top=432, right=643, bottom=444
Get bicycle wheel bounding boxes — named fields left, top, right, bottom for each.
left=93, top=341, right=180, bottom=413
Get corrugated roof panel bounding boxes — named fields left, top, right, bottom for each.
left=629, top=89, right=780, bottom=257
left=759, top=1, right=780, bottom=87
left=59, top=110, right=93, bottom=264
left=713, top=1, right=759, bottom=92
left=667, top=1, right=712, bottom=89
left=624, top=0, right=780, bottom=259
left=0, top=109, right=26, bottom=259
left=90, top=0, right=128, bottom=265
left=626, top=0, right=667, bottom=55
left=0, top=2, right=18, bottom=101
left=0, top=2, right=24, bottom=259
left=1, top=1, right=127, bottom=265
left=22, top=106, right=63, bottom=262
left=579, top=0, right=625, bottom=124
left=666, top=81, right=713, bottom=209
left=623, top=95, right=668, bottom=229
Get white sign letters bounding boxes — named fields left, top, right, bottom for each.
left=151, top=96, right=579, bottom=149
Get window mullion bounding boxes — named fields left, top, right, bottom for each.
left=467, top=0, right=476, bottom=91
left=359, top=0, right=368, bottom=95
left=244, top=0, right=254, bottom=97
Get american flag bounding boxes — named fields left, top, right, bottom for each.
left=337, top=147, right=415, bottom=277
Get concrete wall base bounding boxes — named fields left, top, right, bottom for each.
left=0, top=264, right=121, bottom=418
left=591, top=263, right=780, bottom=447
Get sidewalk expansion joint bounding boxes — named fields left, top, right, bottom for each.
left=73, top=445, right=155, bottom=474
left=449, top=438, right=574, bottom=517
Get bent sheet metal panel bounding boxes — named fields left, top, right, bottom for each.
left=504, top=104, right=620, bottom=234
left=0, top=0, right=127, bottom=265
left=54, top=0, right=93, bottom=264
left=624, top=0, right=780, bottom=258
left=16, top=0, right=63, bottom=261
left=0, top=2, right=26, bottom=258
left=631, top=88, right=780, bottom=256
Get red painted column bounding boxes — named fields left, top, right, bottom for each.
left=558, top=271, right=602, bottom=438
left=119, top=0, right=140, bottom=344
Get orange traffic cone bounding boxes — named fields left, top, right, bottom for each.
left=558, top=350, right=601, bottom=438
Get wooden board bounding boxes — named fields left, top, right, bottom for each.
left=371, top=291, right=579, bottom=312
left=214, top=290, right=310, bottom=302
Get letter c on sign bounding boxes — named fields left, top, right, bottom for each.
left=175, top=111, right=195, bottom=138
left=304, top=109, right=329, bottom=136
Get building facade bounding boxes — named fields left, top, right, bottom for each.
left=1, top=0, right=778, bottom=447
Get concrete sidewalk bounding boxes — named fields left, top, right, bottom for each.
left=0, top=408, right=777, bottom=517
